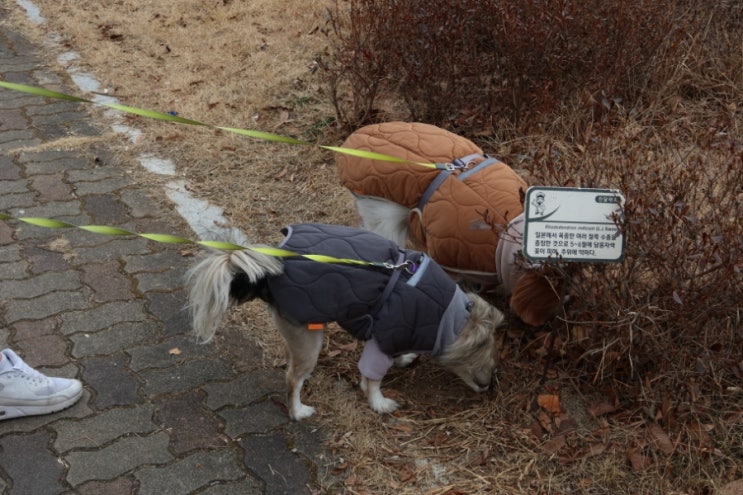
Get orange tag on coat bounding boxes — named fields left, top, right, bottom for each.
left=307, top=323, right=325, bottom=331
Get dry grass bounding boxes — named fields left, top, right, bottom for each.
left=4, top=1, right=742, bottom=494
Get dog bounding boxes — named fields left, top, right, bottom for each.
left=186, top=223, right=505, bottom=421
left=336, top=121, right=563, bottom=326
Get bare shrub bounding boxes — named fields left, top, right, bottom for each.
left=324, top=1, right=742, bottom=135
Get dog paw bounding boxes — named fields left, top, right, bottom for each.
left=369, top=396, right=399, bottom=414
left=291, top=404, right=316, bottom=421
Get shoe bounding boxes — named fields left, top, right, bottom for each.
left=0, top=349, right=83, bottom=421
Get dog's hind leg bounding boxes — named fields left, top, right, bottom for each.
left=270, top=309, right=324, bottom=421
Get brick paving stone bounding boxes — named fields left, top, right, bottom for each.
left=81, top=261, right=133, bottom=301
left=17, top=149, right=78, bottom=164
left=134, top=450, right=245, bottom=495
left=53, top=404, right=157, bottom=452
left=204, top=327, right=266, bottom=374
left=31, top=68, right=63, bottom=86
left=23, top=244, right=69, bottom=272
left=60, top=300, right=148, bottom=335
left=0, top=327, right=10, bottom=348
left=119, top=189, right=164, bottom=219
left=286, top=421, right=338, bottom=475
left=134, top=269, right=188, bottom=294
left=0, top=270, right=81, bottom=300
left=12, top=318, right=56, bottom=339
left=0, top=178, right=28, bottom=194
left=0, top=108, right=27, bottom=131
left=3, top=288, right=92, bottom=323
left=23, top=156, right=89, bottom=175
left=153, top=390, right=225, bottom=454
left=65, top=431, right=173, bottom=486
left=79, top=353, right=142, bottom=409
left=0, top=259, right=27, bottom=279
left=82, top=193, right=129, bottom=225
left=0, top=152, right=18, bottom=171
left=73, top=477, right=137, bottom=495
left=12, top=199, right=81, bottom=221
left=70, top=177, right=132, bottom=196
left=0, top=224, right=18, bottom=246
left=161, top=309, right=191, bottom=338
left=0, top=430, right=68, bottom=495
left=142, top=290, right=191, bottom=338
left=0, top=191, right=36, bottom=211
left=14, top=333, right=70, bottom=367
left=127, top=335, right=215, bottom=372
left=30, top=172, right=73, bottom=201
left=203, top=369, right=285, bottom=410
left=24, top=100, right=82, bottom=116
left=239, top=432, right=316, bottom=495
left=123, top=250, right=187, bottom=274
left=141, top=357, right=234, bottom=397
left=66, top=118, right=100, bottom=137
left=219, top=399, right=288, bottom=437
left=198, top=479, right=263, bottom=495
left=70, top=238, right=154, bottom=265
left=70, top=320, right=160, bottom=357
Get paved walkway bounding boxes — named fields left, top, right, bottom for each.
left=0, top=23, right=336, bottom=495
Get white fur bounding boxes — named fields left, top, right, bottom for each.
left=354, top=194, right=411, bottom=246
left=186, top=247, right=504, bottom=421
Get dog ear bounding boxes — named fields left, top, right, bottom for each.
left=509, top=270, right=563, bottom=326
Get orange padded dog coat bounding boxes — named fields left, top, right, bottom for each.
left=337, top=121, right=527, bottom=281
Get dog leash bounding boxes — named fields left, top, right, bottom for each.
left=0, top=81, right=444, bottom=170
left=0, top=213, right=419, bottom=273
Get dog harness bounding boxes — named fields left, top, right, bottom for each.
left=266, top=224, right=471, bottom=365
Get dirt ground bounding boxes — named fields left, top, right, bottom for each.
left=3, top=1, right=741, bottom=494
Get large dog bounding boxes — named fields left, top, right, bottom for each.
left=336, top=121, right=562, bottom=326
left=186, top=223, right=504, bottom=421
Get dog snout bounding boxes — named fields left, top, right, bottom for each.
left=474, top=377, right=491, bottom=391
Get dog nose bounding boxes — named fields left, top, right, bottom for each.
left=474, top=377, right=491, bottom=390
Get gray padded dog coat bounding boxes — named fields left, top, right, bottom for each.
left=267, top=224, right=471, bottom=357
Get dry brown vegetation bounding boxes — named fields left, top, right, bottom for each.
left=4, top=0, right=742, bottom=494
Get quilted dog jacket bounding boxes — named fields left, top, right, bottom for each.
left=336, top=121, right=528, bottom=282
left=267, top=224, right=471, bottom=357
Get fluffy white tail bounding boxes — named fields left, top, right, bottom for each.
left=185, top=248, right=283, bottom=342
left=354, top=195, right=411, bottom=246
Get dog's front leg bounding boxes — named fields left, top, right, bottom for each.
left=360, top=376, right=399, bottom=414
left=358, top=339, right=400, bottom=414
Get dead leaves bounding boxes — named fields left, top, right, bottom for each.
left=527, top=389, right=724, bottom=471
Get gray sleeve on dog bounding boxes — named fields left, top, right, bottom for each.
left=358, top=338, right=394, bottom=381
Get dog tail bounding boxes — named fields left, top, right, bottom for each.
left=185, top=248, right=283, bottom=342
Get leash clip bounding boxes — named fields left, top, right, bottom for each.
left=436, top=162, right=466, bottom=171
left=382, top=259, right=418, bottom=274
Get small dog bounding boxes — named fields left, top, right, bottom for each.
left=186, top=223, right=504, bottom=420
left=336, top=121, right=563, bottom=326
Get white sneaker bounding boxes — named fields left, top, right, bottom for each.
left=0, top=349, right=83, bottom=421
